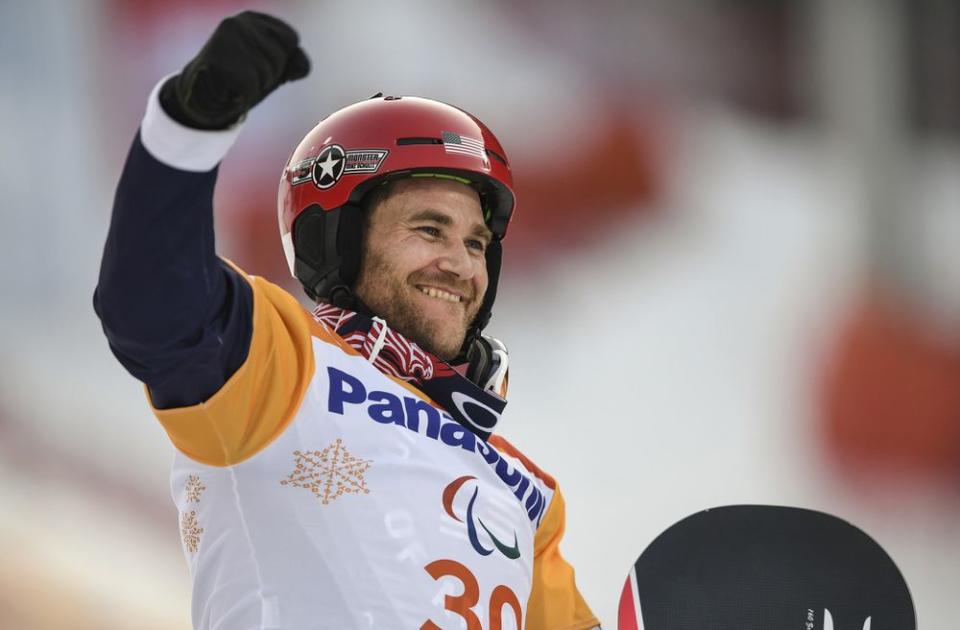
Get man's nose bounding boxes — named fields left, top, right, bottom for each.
left=436, top=240, right=476, bottom=279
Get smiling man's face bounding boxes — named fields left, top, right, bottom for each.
left=353, top=177, right=492, bottom=360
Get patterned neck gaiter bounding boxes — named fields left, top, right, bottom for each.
left=313, top=303, right=507, bottom=441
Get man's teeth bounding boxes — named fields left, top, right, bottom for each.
left=418, top=286, right=461, bottom=303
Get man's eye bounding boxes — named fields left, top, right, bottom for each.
left=417, top=226, right=441, bottom=238
left=466, top=239, right=487, bottom=252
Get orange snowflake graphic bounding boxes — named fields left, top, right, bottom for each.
left=185, top=475, right=206, bottom=503
left=181, top=510, right=203, bottom=553
left=280, top=438, right=372, bottom=505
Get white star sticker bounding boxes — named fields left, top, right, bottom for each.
left=317, top=151, right=342, bottom=181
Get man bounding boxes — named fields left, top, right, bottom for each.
left=95, top=11, right=598, bottom=630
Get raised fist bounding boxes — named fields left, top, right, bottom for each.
left=159, top=11, right=310, bottom=130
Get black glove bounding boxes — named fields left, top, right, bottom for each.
left=159, top=11, right=310, bottom=130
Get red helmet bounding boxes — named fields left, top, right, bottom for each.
left=278, top=94, right=516, bottom=343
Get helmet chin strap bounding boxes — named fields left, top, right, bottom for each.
left=455, top=238, right=502, bottom=361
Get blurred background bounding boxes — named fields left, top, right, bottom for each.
left=1, top=0, right=958, bottom=627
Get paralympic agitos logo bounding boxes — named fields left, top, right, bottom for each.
left=443, top=475, right=521, bottom=560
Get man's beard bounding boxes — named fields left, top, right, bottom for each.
left=353, top=251, right=479, bottom=361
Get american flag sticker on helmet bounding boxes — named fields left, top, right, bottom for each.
left=442, top=131, right=487, bottom=161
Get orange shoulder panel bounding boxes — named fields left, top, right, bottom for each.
left=488, top=435, right=597, bottom=629
left=488, top=434, right=556, bottom=491
left=524, top=486, right=599, bottom=630
left=149, top=270, right=315, bottom=466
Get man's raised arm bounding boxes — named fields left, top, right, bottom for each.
left=93, top=12, right=309, bottom=408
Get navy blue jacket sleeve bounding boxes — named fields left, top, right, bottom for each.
left=94, top=132, right=252, bottom=409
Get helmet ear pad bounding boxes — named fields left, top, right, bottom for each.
left=292, top=202, right=364, bottom=306
left=336, top=202, right=365, bottom=294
